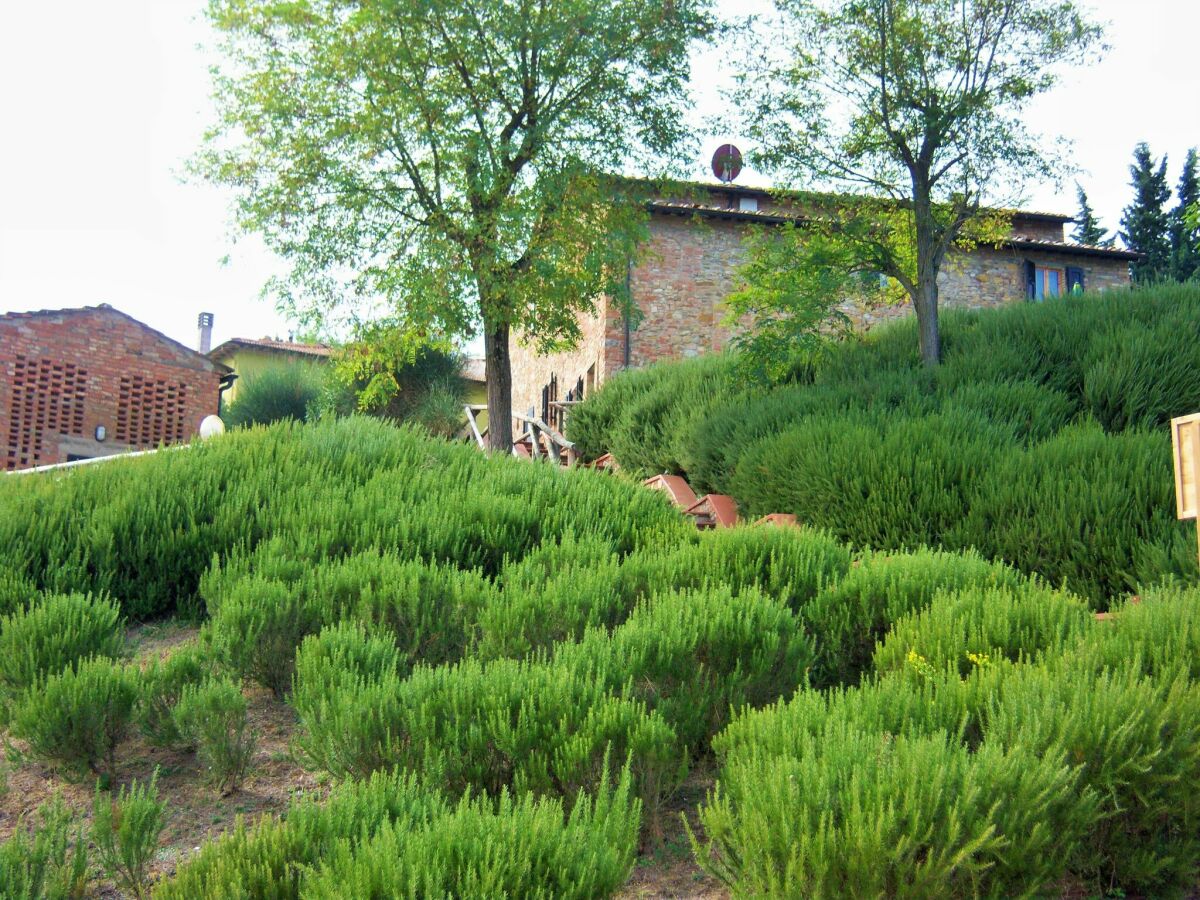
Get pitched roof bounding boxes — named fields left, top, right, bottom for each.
left=622, top=175, right=1074, bottom=223
left=1007, top=237, right=1141, bottom=261
left=0, top=304, right=230, bottom=374
left=207, top=337, right=335, bottom=361
left=645, top=199, right=1140, bottom=262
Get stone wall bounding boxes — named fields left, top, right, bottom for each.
left=840, top=244, right=1133, bottom=330
left=509, top=304, right=610, bottom=424
left=0, top=305, right=223, bottom=470
left=508, top=212, right=752, bottom=416
left=624, top=214, right=747, bottom=368
left=508, top=206, right=1134, bottom=429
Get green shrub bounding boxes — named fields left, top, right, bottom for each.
left=712, top=616, right=1200, bottom=898
left=173, top=680, right=256, bottom=795
left=338, top=553, right=493, bottom=671
left=873, top=583, right=1094, bottom=677
left=10, top=657, right=137, bottom=779
left=566, top=363, right=678, bottom=462
left=609, top=355, right=737, bottom=477
left=0, top=416, right=690, bottom=620
left=204, top=577, right=335, bottom=697
left=477, top=534, right=624, bottom=659
left=730, top=409, right=1011, bottom=549
left=803, top=548, right=1031, bottom=688
left=223, top=361, right=325, bottom=428
left=1082, top=313, right=1200, bottom=432
left=0, top=567, right=36, bottom=619
left=559, top=585, right=811, bottom=750
left=940, top=378, right=1077, bottom=442
left=620, top=525, right=852, bottom=614
left=92, top=771, right=166, bottom=899
left=160, top=766, right=637, bottom=900
left=305, top=766, right=639, bottom=899
left=157, top=769, right=449, bottom=899
left=293, top=657, right=681, bottom=822
left=137, top=643, right=210, bottom=748
left=953, top=424, right=1197, bottom=602
left=0, top=592, right=124, bottom=695
left=0, top=795, right=88, bottom=900
left=292, top=622, right=400, bottom=713
left=694, top=724, right=1094, bottom=899
left=1069, top=585, right=1200, bottom=681
left=480, top=527, right=847, bottom=662
left=980, top=663, right=1200, bottom=896
left=680, top=375, right=933, bottom=494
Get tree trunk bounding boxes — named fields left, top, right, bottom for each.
left=913, top=265, right=941, bottom=367
left=483, top=318, right=514, bottom=453
left=911, top=180, right=942, bottom=367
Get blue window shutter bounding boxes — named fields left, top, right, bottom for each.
left=1066, top=266, right=1084, bottom=294
left=1023, top=260, right=1037, bottom=299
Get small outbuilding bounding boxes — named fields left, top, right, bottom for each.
left=0, top=304, right=229, bottom=471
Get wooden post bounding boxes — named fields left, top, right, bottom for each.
left=1171, top=413, right=1200, bottom=569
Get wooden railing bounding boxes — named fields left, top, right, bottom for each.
left=465, top=404, right=577, bottom=465
left=464, top=404, right=488, bottom=450
left=513, top=411, right=577, bottom=465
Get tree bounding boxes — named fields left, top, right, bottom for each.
left=731, top=0, right=1102, bottom=366
left=1119, top=143, right=1172, bottom=283
left=1072, top=185, right=1110, bottom=246
left=1170, top=148, right=1200, bottom=282
left=725, top=198, right=1009, bottom=381
left=197, top=0, right=715, bottom=451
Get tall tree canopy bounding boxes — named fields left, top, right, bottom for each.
left=1170, top=148, right=1200, bottom=283
left=732, top=0, right=1102, bottom=366
left=1120, top=143, right=1172, bottom=284
left=1072, top=185, right=1109, bottom=246
left=197, top=0, right=716, bottom=450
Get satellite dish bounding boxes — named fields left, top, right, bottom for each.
left=712, top=144, right=743, bottom=183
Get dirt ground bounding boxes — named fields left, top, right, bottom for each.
left=0, top=621, right=726, bottom=898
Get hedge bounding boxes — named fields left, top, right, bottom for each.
left=571, top=283, right=1200, bottom=601
left=0, top=417, right=691, bottom=620
left=731, top=409, right=1013, bottom=550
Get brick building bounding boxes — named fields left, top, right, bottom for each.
left=509, top=181, right=1139, bottom=422
left=1, top=305, right=229, bottom=471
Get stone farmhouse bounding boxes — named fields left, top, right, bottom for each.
left=509, top=180, right=1139, bottom=425
left=0, top=305, right=229, bottom=471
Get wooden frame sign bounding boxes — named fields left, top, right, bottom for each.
left=1172, top=413, right=1200, bottom=521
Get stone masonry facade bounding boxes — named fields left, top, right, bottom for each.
left=0, top=305, right=226, bottom=470
left=508, top=183, right=1137, bottom=419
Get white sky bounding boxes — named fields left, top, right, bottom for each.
left=1, top=0, right=1196, bottom=351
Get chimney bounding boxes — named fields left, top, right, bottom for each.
left=198, top=312, right=214, bottom=354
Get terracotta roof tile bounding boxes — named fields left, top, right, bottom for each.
left=642, top=474, right=699, bottom=509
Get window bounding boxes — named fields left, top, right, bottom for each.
left=738, top=196, right=759, bottom=212
left=1024, top=262, right=1085, bottom=301
left=1035, top=266, right=1063, bottom=300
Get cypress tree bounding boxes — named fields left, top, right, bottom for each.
left=1119, top=143, right=1172, bottom=283
left=1170, top=148, right=1200, bottom=282
left=1071, top=184, right=1109, bottom=245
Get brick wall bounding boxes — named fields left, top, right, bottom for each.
left=0, top=306, right=224, bottom=470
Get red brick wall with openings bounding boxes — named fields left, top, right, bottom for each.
left=0, top=306, right=223, bottom=470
